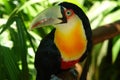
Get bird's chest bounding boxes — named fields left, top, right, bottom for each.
left=54, top=23, right=87, bottom=69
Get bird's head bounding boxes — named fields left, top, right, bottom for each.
left=30, top=2, right=89, bottom=30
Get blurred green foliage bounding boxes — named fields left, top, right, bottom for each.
left=0, top=0, right=120, bottom=80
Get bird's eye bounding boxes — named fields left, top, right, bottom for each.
left=66, top=10, right=71, bottom=16
left=65, top=9, right=74, bottom=18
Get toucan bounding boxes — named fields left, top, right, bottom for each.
left=30, top=2, right=92, bottom=80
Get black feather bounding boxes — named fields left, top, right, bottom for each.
left=35, top=29, right=61, bottom=80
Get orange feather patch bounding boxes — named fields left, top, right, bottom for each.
left=54, top=20, right=87, bottom=61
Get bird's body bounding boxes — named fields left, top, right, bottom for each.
left=31, top=2, right=92, bottom=80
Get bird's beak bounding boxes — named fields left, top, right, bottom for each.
left=30, top=6, right=66, bottom=30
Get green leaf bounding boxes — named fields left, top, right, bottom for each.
left=0, top=6, right=20, bottom=34
left=88, top=1, right=117, bottom=21
left=101, top=10, right=120, bottom=25
left=0, top=17, right=15, bottom=34
left=112, top=38, right=120, bottom=63
left=0, top=45, right=20, bottom=80
left=15, top=13, right=29, bottom=80
left=9, top=28, right=21, bottom=61
left=2, top=0, right=12, bottom=13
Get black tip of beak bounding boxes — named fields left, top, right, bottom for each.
left=58, top=17, right=67, bottom=24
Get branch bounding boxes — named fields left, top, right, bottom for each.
left=92, top=20, right=120, bottom=44
left=57, top=20, right=120, bottom=80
